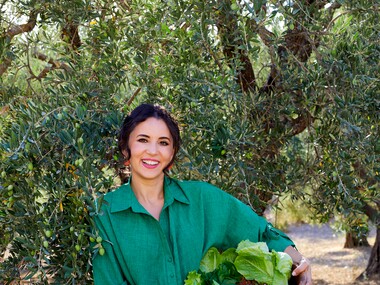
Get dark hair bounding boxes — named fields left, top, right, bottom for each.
left=118, top=103, right=181, bottom=173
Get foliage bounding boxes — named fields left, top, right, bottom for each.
left=184, top=240, right=292, bottom=285
left=0, top=0, right=379, bottom=283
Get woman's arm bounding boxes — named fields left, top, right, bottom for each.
left=92, top=207, right=128, bottom=285
left=92, top=237, right=127, bottom=285
left=284, top=246, right=312, bottom=285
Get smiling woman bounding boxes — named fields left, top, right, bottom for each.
left=127, top=117, right=175, bottom=184
left=118, top=104, right=181, bottom=176
left=91, top=103, right=312, bottom=285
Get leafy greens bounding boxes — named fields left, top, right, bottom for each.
left=184, top=240, right=293, bottom=285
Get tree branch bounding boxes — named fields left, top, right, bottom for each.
left=34, top=52, right=72, bottom=72
left=28, top=51, right=72, bottom=80
left=119, top=0, right=131, bottom=11
left=353, top=160, right=379, bottom=188
left=363, top=202, right=379, bottom=224
left=0, top=11, right=38, bottom=77
left=0, top=58, right=12, bottom=76
left=5, top=11, right=38, bottom=38
left=61, top=20, right=82, bottom=52
left=257, top=26, right=274, bottom=47
left=127, top=87, right=141, bottom=106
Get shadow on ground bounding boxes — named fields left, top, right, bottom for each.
left=313, top=279, right=330, bottom=285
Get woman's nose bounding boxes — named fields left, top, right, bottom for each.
left=146, top=142, right=158, bottom=154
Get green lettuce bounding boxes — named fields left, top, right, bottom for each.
left=273, top=251, right=293, bottom=277
left=199, top=247, right=238, bottom=273
left=234, top=242, right=274, bottom=284
left=234, top=240, right=293, bottom=285
left=184, top=240, right=293, bottom=285
left=184, top=271, right=202, bottom=285
left=221, top=248, right=238, bottom=264
left=199, top=247, right=222, bottom=273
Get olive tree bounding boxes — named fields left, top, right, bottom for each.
left=0, top=0, right=379, bottom=283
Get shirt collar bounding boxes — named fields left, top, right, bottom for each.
left=110, top=176, right=190, bottom=213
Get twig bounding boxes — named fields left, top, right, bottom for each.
left=127, top=87, right=141, bottom=106
left=28, top=51, right=72, bottom=80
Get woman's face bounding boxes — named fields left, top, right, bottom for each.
left=127, top=117, right=175, bottom=182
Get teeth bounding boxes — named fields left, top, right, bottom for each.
left=143, top=160, right=158, bottom=165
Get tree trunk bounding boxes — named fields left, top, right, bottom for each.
left=215, top=0, right=257, bottom=93
left=344, top=231, right=370, bottom=248
left=357, top=228, right=380, bottom=281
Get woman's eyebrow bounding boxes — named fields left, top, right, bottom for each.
left=137, top=134, right=171, bottom=141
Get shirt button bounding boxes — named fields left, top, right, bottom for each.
left=170, top=274, right=174, bottom=278
left=167, top=257, right=172, bottom=262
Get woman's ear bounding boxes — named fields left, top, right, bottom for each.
left=121, top=150, right=129, bottom=159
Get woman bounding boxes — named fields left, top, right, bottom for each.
left=92, top=103, right=312, bottom=285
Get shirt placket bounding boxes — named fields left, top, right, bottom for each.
left=156, top=208, right=177, bottom=284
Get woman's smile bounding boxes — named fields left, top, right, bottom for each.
left=141, top=159, right=159, bottom=168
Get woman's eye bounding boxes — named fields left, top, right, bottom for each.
left=138, top=138, right=148, bottom=143
left=160, top=141, right=169, bottom=146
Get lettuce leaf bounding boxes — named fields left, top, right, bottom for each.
left=234, top=240, right=292, bottom=285
left=273, top=251, right=293, bottom=277
left=200, top=247, right=221, bottom=273
left=234, top=254, right=274, bottom=284
left=184, top=271, right=202, bottom=285
left=236, top=240, right=269, bottom=257
left=272, top=269, right=288, bottom=285
left=220, top=248, right=238, bottom=264
left=234, top=240, right=273, bottom=283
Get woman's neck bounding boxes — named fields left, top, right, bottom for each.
left=130, top=176, right=165, bottom=220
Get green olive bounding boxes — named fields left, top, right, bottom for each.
left=27, top=163, right=34, bottom=171
left=45, top=230, right=52, bottom=238
left=231, top=3, right=239, bottom=11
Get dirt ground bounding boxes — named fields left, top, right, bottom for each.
left=286, top=223, right=379, bottom=285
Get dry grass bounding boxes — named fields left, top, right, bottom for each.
left=286, top=223, right=379, bottom=285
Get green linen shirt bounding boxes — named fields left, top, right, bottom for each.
left=92, top=177, right=295, bottom=285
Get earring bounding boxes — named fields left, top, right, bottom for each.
left=124, top=160, right=130, bottom=166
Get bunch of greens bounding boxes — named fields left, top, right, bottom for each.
left=185, top=240, right=293, bottom=285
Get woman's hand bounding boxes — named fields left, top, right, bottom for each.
left=284, top=246, right=312, bottom=285
left=291, top=257, right=312, bottom=285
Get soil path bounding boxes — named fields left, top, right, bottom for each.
left=286, top=223, right=379, bottom=285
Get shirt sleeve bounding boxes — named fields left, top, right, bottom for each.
left=92, top=209, right=128, bottom=285
left=202, top=183, right=295, bottom=252
left=226, top=192, right=295, bottom=252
